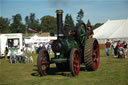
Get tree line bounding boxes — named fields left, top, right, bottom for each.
left=0, top=9, right=103, bottom=35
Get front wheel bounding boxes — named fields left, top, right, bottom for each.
left=69, top=48, right=80, bottom=76
left=37, top=49, right=50, bottom=76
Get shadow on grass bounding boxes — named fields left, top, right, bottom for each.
left=31, top=65, right=71, bottom=77
left=31, top=65, right=57, bottom=77
left=80, top=67, right=86, bottom=71
left=31, top=68, right=57, bottom=77
left=31, top=65, right=87, bottom=77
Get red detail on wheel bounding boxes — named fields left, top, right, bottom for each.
left=69, top=48, right=80, bottom=76
left=92, top=41, right=100, bottom=70
left=37, top=49, right=50, bottom=76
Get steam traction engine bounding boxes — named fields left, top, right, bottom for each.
left=37, top=10, right=100, bottom=76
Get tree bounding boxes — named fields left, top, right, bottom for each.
left=64, top=14, right=74, bottom=30
left=76, top=9, right=84, bottom=24
left=25, top=16, right=30, bottom=25
left=25, top=13, right=41, bottom=33
left=10, top=14, right=26, bottom=33
left=0, top=17, right=10, bottom=33
left=93, top=23, right=103, bottom=30
left=40, top=15, right=57, bottom=35
left=13, top=14, right=22, bottom=24
left=87, top=19, right=91, bottom=27
left=30, top=13, right=35, bottom=24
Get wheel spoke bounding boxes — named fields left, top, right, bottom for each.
left=93, top=49, right=97, bottom=54
left=80, top=33, right=85, bottom=36
left=81, top=37, right=85, bottom=44
left=93, top=57, right=96, bottom=62
left=74, top=53, right=80, bottom=75
left=71, top=49, right=80, bottom=76
left=41, top=60, right=49, bottom=64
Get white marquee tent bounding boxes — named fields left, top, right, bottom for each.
left=93, top=18, right=128, bottom=44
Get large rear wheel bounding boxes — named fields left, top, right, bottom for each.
left=84, top=38, right=100, bottom=71
left=69, top=48, right=80, bottom=76
left=37, top=49, right=50, bottom=76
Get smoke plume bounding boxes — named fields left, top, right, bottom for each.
left=48, top=0, right=69, bottom=7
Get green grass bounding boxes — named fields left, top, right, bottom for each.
left=0, top=49, right=128, bottom=85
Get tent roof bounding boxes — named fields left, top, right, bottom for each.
left=93, top=18, right=128, bottom=39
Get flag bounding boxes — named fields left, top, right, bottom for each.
left=28, top=28, right=37, bottom=32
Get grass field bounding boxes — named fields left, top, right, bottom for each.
left=0, top=49, right=128, bottom=85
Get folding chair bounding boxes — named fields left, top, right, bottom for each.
left=10, top=54, right=17, bottom=64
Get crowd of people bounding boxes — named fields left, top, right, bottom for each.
left=36, top=42, right=51, bottom=54
left=105, top=39, right=128, bottom=58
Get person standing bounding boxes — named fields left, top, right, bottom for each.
left=4, top=47, right=8, bottom=60
left=123, top=41, right=128, bottom=58
left=105, top=39, right=111, bottom=56
left=111, top=40, right=117, bottom=56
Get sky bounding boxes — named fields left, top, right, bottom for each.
left=0, top=0, right=128, bottom=25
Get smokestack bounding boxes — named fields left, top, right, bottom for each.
left=56, top=10, right=63, bottom=38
